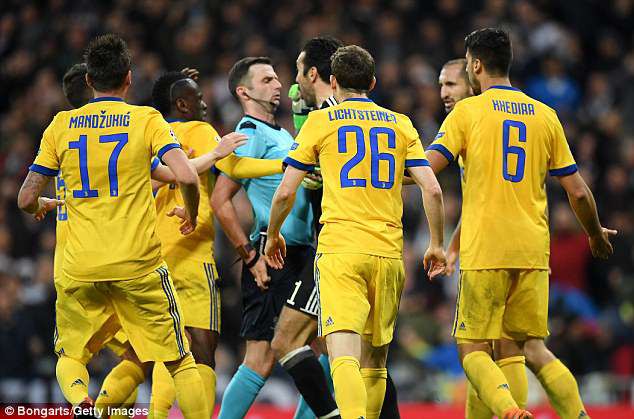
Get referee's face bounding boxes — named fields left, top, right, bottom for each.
left=295, top=51, right=316, bottom=107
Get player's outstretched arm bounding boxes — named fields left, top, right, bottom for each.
left=265, top=166, right=306, bottom=269
left=211, top=175, right=270, bottom=290
left=190, top=132, right=249, bottom=174
left=161, top=148, right=200, bottom=234
left=557, top=171, right=617, bottom=259
left=407, top=165, right=446, bottom=278
left=17, top=171, right=62, bottom=221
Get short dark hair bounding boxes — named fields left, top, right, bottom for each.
left=464, top=28, right=512, bottom=76
left=227, top=57, right=272, bottom=100
left=62, top=63, right=91, bottom=108
left=152, top=71, right=189, bottom=116
left=84, top=34, right=131, bottom=92
left=331, top=45, right=375, bottom=92
left=301, top=36, right=344, bottom=83
left=443, top=58, right=469, bottom=82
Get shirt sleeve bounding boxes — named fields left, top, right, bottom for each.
left=427, top=103, right=468, bottom=163
left=401, top=115, right=430, bottom=167
left=548, top=113, right=578, bottom=176
left=30, top=115, right=60, bottom=176
left=146, top=111, right=181, bottom=162
left=285, top=112, right=321, bottom=171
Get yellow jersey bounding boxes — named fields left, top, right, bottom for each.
left=31, top=97, right=181, bottom=282
left=286, top=97, right=429, bottom=258
left=154, top=119, right=282, bottom=262
left=429, top=85, right=577, bottom=270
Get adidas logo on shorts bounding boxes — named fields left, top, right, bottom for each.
left=497, top=383, right=510, bottom=390
left=325, top=317, right=334, bottom=327
left=459, top=322, right=466, bottom=331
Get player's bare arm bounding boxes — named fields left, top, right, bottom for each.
left=407, top=165, right=446, bottom=278
left=161, top=147, right=200, bottom=234
left=445, top=219, right=461, bottom=275
left=17, top=171, right=62, bottom=221
left=557, top=171, right=617, bottom=259
left=426, top=149, right=451, bottom=175
left=265, top=166, right=306, bottom=269
left=210, top=174, right=270, bottom=290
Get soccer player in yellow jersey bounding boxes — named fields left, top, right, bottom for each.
left=17, top=34, right=208, bottom=419
left=146, top=70, right=283, bottom=418
left=438, top=57, right=600, bottom=419
left=266, top=45, right=446, bottom=419
left=426, top=28, right=616, bottom=419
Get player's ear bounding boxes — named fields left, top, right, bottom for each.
left=174, top=97, right=188, bottom=114
left=309, top=67, right=318, bottom=83
left=473, top=58, right=483, bottom=75
left=124, top=70, right=132, bottom=88
left=330, top=75, right=337, bottom=91
left=85, top=74, right=94, bottom=90
left=368, top=77, right=376, bottom=92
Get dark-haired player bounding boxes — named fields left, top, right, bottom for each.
left=427, top=28, right=616, bottom=419
left=212, top=57, right=339, bottom=419
left=18, top=34, right=208, bottom=418
left=266, top=45, right=446, bottom=419
left=148, top=70, right=284, bottom=418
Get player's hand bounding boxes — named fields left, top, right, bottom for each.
left=423, top=245, right=447, bottom=280
left=444, top=248, right=459, bottom=276
left=34, top=197, right=64, bottom=221
left=289, top=84, right=313, bottom=132
left=214, top=132, right=248, bottom=159
left=247, top=252, right=271, bottom=290
left=589, top=227, right=618, bottom=259
left=264, top=233, right=286, bottom=270
left=167, top=206, right=197, bottom=235
left=181, top=67, right=200, bottom=81
left=301, top=166, right=323, bottom=190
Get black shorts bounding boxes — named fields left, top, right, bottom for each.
left=240, top=244, right=317, bottom=341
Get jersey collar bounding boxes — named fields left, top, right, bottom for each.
left=342, top=97, right=373, bottom=103
left=487, top=85, right=521, bottom=92
left=89, top=96, right=125, bottom=103
left=165, top=118, right=186, bottom=123
left=245, top=114, right=281, bottom=130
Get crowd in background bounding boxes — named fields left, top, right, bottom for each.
left=0, top=0, right=632, bottom=407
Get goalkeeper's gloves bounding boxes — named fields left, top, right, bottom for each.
left=301, top=165, right=323, bottom=190
left=289, top=84, right=313, bottom=133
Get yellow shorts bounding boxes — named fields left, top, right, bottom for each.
left=315, top=253, right=405, bottom=347
left=453, top=269, right=549, bottom=341
left=165, top=258, right=221, bottom=332
left=54, top=263, right=189, bottom=363
left=105, top=331, right=130, bottom=357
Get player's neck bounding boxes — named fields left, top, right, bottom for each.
left=314, top=82, right=333, bottom=108
left=334, top=90, right=368, bottom=103
left=478, top=76, right=512, bottom=92
left=92, top=88, right=127, bottom=101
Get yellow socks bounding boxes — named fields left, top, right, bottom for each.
left=361, top=368, right=387, bottom=419
left=165, top=354, right=208, bottom=419
left=110, top=388, right=138, bottom=419
left=197, top=363, right=217, bottom=415
left=331, top=356, right=366, bottom=419
left=95, top=360, right=144, bottom=412
left=466, top=381, right=493, bottom=419
left=462, top=351, right=517, bottom=417
left=496, top=356, right=528, bottom=408
left=537, top=359, right=588, bottom=419
left=149, top=362, right=176, bottom=419
left=56, top=356, right=90, bottom=405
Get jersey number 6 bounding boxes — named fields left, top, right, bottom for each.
left=338, top=125, right=395, bottom=189
left=68, top=133, right=128, bottom=198
left=502, top=119, right=527, bottom=183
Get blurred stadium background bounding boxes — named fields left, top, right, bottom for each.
left=0, top=0, right=632, bottom=417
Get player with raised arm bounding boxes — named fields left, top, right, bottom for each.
left=265, top=45, right=446, bottom=419
left=147, top=70, right=285, bottom=418
left=211, top=57, right=340, bottom=419
left=17, top=34, right=208, bottom=419
left=426, top=28, right=616, bottom=419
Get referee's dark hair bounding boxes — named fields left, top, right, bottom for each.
left=228, top=56, right=272, bottom=100
left=331, top=45, right=375, bottom=93
left=84, top=34, right=132, bottom=92
left=301, top=36, right=343, bottom=83
left=152, top=71, right=189, bottom=116
left=62, top=63, right=92, bottom=109
left=464, top=28, right=512, bottom=77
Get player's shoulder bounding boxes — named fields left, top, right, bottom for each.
left=519, top=91, right=559, bottom=119
left=177, top=120, right=217, bottom=135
